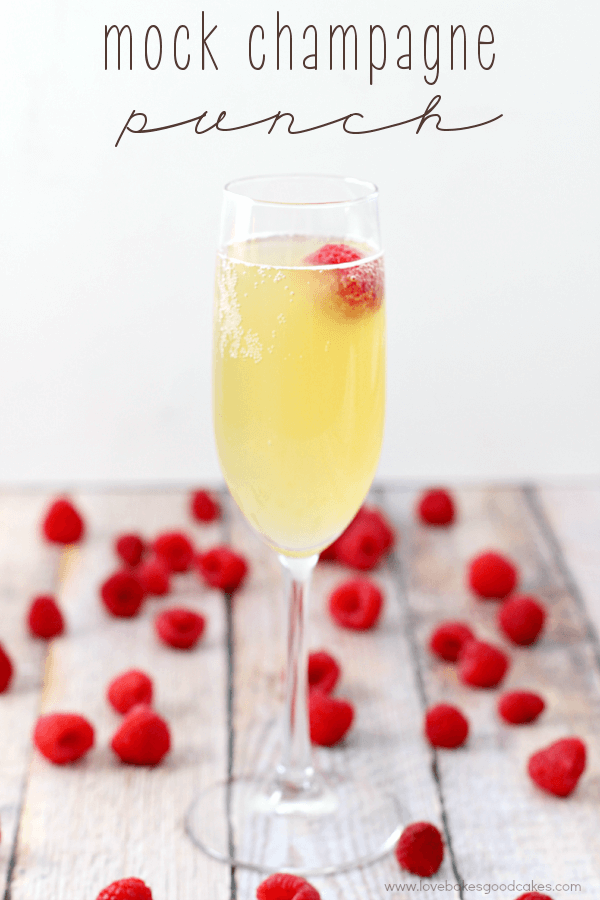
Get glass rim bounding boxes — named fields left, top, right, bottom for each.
left=223, top=174, right=378, bottom=207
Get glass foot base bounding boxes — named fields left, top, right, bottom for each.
left=185, top=773, right=403, bottom=876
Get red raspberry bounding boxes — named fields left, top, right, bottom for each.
left=498, top=690, right=545, bottom=725
left=136, top=555, right=171, bottom=596
left=429, top=621, right=475, bottom=662
left=304, top=244, right=383, bottom=311
left=41, top=497, right=85, bottom=544
left=468, top=550, right=518, bottom=599
left=308, top=650, right=341, bottom=694
left=498, top=594, right=546, bottom=645
left=417, top=488, right=456, bottom=526
left=515, top=894, right=554, bottom=900
left=0, top=643, right=14, bottom=693
left=155, top=607, right=205, bottom=650
left=33, top=713, right=94, bottom=764
left=528, top=737, right=586, bottom=797
left=101, top=571, right=145, bottom=618
left=190, top=489, right=221, bottom=523
left=111, top=704, right=170, bottom=766
left=395, top=822, right=444, bottom=877
left=195, top=546, right=248, bottom=593
left=309, top=690, right=354, bottom=746
left=328, top=578, right=383, bottom=630
left=152, top=531, right=194, bottom=573
left=332, top=507, right=395, bottom=570
left=96, top=877, right=153, bottom=900
left=256, top=873, right=321, bottom=900
left=27, top=594, right=65, bottom=639
left=115, top=533, right=146, bottom=567
left=424, top=704, right=469, bottom=748
left=458, top=639, right=509, bottom=688
left=304, top=244, right=363, bottom=267
left=107, top=670, right=153, bottom=714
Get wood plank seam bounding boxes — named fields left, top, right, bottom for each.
left=524, top=486, right=600, bottom=674
left=222, top=491, right=238, bottom=900
left=385, top=535, right=466, bottom=900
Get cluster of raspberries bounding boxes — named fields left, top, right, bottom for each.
left=34, top=668, right=171, bottom=767
left=310, top=505, right=394, bottom=747
left=418, top=489, right=587, bottom=811
left=0, top=492, right=248, bottom=694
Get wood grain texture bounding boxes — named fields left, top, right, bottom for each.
left=4, top=491, right=232, bottom=900
left=0, top=492, right=61, bottom=899
left=1, top=486, right=600, bottom=900
left=385, top=485, right=600, bottom=898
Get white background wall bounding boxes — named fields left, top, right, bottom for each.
left=1, top=1, right=599, bottom=486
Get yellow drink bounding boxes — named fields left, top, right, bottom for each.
left=213, top=236, right=385, bottom=556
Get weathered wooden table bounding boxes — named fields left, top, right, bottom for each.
left=1, top=485, right=599, bottom=899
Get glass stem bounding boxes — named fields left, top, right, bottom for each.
left=277, top=552, right=319, bottom=793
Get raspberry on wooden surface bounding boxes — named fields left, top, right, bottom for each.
left=429, top=621, right=475, bottom=662
left=155, top=607, right=206, bottom=649
left=136, top=555, right=170, bottom=596
left=0, top=644, right=14, bottom=693
left=458, top=639, right=510, bottom=688
left=95, top=877, right=153, bottom=900
left=308, top=650, right=341, bottom=694
left=309, top=690, right=354, bottom=746
left=33, top=713, right=94, bottom=764
left=41, top=497, right=85, bottom=544
left=498, top=594, right=546, bottom=645
left=190, top=489, right=221, bottom=523
left=416, top=488, right=456, bottom=526
left=107, top=670, right=153, bottom=714
left=195, top=546, right=248, bottom=593
left=515, top=894, right=554, bottom=900
left=115, top=533, right=146, bottom=567
left=395, top=821, right=444, bottom=877
left=528, top=737, right=586, bottom=797
left=425, top=704, right=469, bottom=748
left=101, top=571, right=145, bottom=618
left=256, top=872, right=321, bottom=900
left=468, top=550, right=518, bottom=599
left=332, top=506, right=395, bottom=570
left=498, top=690, right=545, bottom=725
left=152, top=531, right=194, bottom=573
left=27, top=594, right=65, bottom=639
left=111, top=704, right=171, bottom=766
left=328, top=578, right=383, bottom=630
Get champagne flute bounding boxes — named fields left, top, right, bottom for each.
left=186, top=174, right=401, bottom=875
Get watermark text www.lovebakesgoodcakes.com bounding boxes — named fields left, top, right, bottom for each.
left=383, top=881, right=582, bottom=894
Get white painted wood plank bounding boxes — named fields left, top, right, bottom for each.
left=7, top=491, right=232, bottom=900
left=0, top=491, right=62, bottom=898
left=538, top=485, right=600, bottom=641
left=385, top=486, right=600, bottom=897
